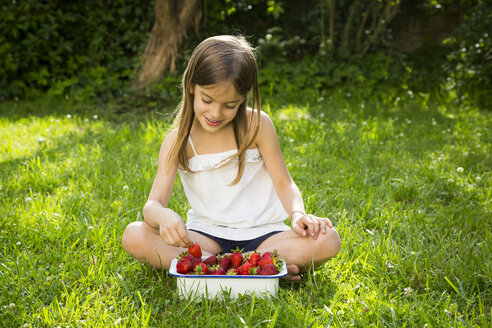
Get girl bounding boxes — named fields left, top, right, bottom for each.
left=122, top=35, right=341, bottom=281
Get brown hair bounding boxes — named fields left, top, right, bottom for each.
left=167, top=35, right=261, bottom=184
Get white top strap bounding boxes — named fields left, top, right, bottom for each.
left=188, top=136, right=199, bottom=156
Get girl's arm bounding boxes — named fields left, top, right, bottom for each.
left=143, top=129, right=193, bottom=248
left=255, top=111, right=333, bottom=239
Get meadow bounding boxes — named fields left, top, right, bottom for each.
left=0, top=91, right=490, bottom=327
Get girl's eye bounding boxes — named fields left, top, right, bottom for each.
left=225, top=104, right=237, bottom=109
left=202, top=98, right=212, bottom=104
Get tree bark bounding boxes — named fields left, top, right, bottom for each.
left=134, top=0, right=202, bottom=88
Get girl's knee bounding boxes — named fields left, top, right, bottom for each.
left=317, top=228, right=341, bottom=259
left=121, top=221, right=147, bottom=255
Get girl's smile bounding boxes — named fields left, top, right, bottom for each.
left=204, top=116, right=223, bottom=126
left=192, top=81, right=244, bottom=133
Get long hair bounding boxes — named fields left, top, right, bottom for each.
left=167, top=35, right=261, bottom=185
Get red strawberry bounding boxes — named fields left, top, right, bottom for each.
left=230, top=247, right=243, bottom=269
left=249, top=252, right=261, bottom=266
left=210, top=265, right=226, bottom=275
left=176, top=258, right=193, bottom=274
left=181, top=253, right=200, bottom=266
left=226, top=268, right=237, bottom=275
left=188, top=242, right=202, bottom=258
left=209, top=264, right=219, bottom=274
left=238, top=261, right=254, bottom=275
left=259, top=263, right=279, bottom=275
left=203, top=255, right=218, bottom=266
left=193, top=262, right=208, bottom=275
left=219, top=255, right=231, bottom=271
left=258, top=256, right=276, bottom=268
left=261, top=251, right=274, bottom=259
left=248, top=266, right=260, bottom=275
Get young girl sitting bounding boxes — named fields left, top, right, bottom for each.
left=122, top=35, right=341, bottom=281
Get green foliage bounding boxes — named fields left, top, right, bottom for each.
left=1, top=0, right=490, bottom=108
left=259, top=51, right=408, bottom=105
left=444, top=2, right=492, bottom=107
left=0, top=0, right=153, bottom=99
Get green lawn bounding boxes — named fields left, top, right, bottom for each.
left=1, top=93, right=491, bottom=327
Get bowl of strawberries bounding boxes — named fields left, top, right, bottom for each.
left=169, top=243, right=287, bottom=299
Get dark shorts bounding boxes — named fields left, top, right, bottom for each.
left=189, top=229, right=283, bottom=254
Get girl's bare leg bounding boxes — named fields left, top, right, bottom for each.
left=121, top=221, right=222, bottom=270
left=256, top=227, right=341, bottom=281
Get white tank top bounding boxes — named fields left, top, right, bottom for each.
left=178, top=137, right=290, bottom=240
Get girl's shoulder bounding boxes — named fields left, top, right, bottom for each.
left=161, top=127, right=179, bottom=148
left=246, top=108, right=276, bottom=147
left=246, top=107, right=274, bottom=130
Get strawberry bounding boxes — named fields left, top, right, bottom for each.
left=176, top=258, right=193, bottom=274
left=209, top=264, right=220, bottom=274
left=248, top=266, right=260, bottom=275
left=230, top=247, right=244, bottom=269
left=193, top=262, right=208, bottom=275
left=203, top=255, right=218, bottom=266
left=261, top=251, right=274, bottom=259
left=258, top=256, right=276, bottom=269
left=249, top=252, right=261, bottom=266
left=180, top=253, right=200, bottom=266
left=258, top=263, right=279, bottom=275
left=219, top=255, right=231, bottom=271
left=238, top=261, right=254, bottom=275
left=226, top=268, right=237, bottom=275
left=210, top=265, right=226, bottom=275
left=188, top=242, right=202, bottom=258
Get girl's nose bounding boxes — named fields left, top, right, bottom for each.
left=210, top=103, right=222, bottom=118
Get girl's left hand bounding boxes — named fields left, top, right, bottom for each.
left=291, top=213, right=333, bottom=239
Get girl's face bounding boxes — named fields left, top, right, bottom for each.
left=191, top=81, right=245, bottom=133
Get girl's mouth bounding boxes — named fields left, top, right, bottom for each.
left=205, top=116, right=222, bottom=126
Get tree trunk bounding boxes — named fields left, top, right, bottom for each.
left=134, top=0, right=202, bottom=88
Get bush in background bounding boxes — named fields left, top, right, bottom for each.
left=0, top=0, right=153, bottom=100
left=1, top=0, right=490, bottom=108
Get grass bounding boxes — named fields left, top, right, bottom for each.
left=0, top=91, right=491, bottom=327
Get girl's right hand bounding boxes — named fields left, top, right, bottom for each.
left=158, top=214, right=193, bottom=248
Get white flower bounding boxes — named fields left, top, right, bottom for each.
left=93, top=115, right=98, bottom=119
left=447, top=179, right=454, bottom=183
left=123, top=185, right=129, bottom=191
left=404, top=287, right=413, bottom=295
left=475, top=176, right=481, bottom=182
left=463, top=152, right=469, bottom=156
left=25, top=197, right=32, bottom=202
left=457, top=167, right=464, bottom=173
left=66, top=114, right=72, bottom=119
left=16, top=241, right=21, bottom=246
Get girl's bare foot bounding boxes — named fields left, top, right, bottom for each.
left=284, top=264, right=301, bottom=281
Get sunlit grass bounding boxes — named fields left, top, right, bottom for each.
left=0, top=92, right=490, bottom=327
